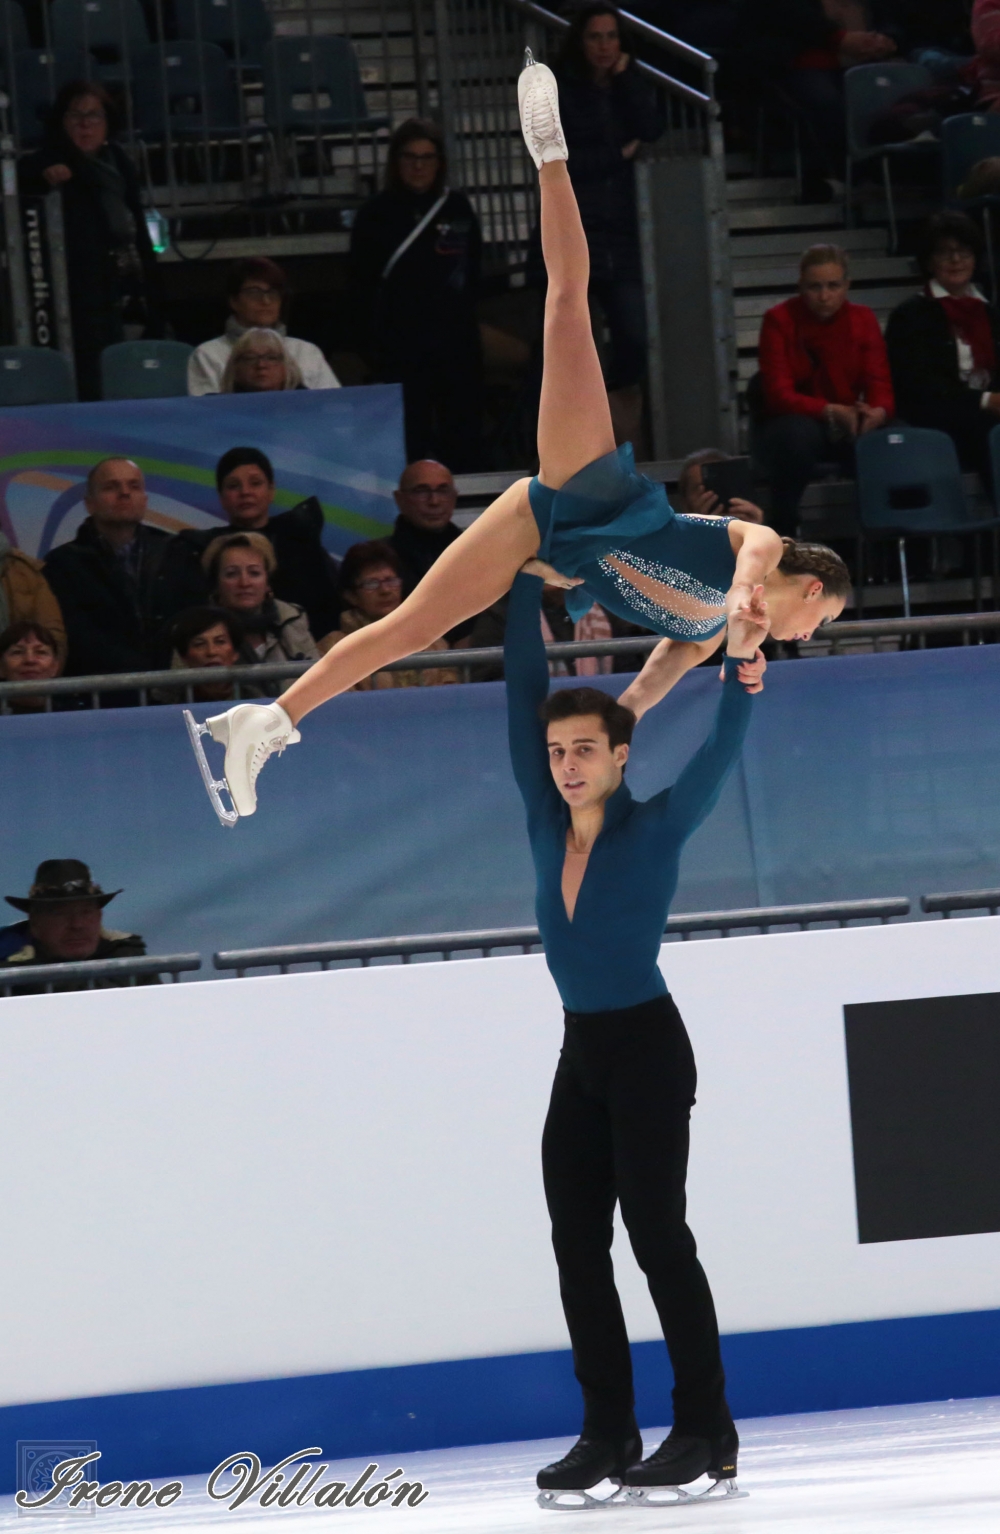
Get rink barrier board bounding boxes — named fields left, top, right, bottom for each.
left=2, top=1307, right=1000, bottom=1491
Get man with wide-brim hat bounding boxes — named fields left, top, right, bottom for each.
left=0, top=860, right=151, bottom=991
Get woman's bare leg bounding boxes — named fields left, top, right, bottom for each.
left=278, top=477, right=539, bottom=724
left=536, top=160, right=616, bottom=489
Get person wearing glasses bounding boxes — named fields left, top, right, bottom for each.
left=220, top=329, right=304, bottom=394
left=350, top=118, right=484, bottom=470
left=187, top=256, right=340, bottom=396
left=19, top=80, right=162, bottom=401
left=319, top=540, right=459, bottom=689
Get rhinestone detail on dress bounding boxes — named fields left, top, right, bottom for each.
left=598, top=548, right=727, bottom=638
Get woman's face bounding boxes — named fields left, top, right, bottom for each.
left=582, top=13, right=622, bottom=75
left=230, top=280, right=283, bottom=331
left=233, top=339, right=286, bottom=393
left=799, top=261, right=849, bottom=321
left=397, top=137, right=440, bottom=195
left=768, top=578, right=845, bottom=642
left=0, top=633, right=59, bottom=681
left=63, top=93, right=108, bottom=155
left=183, top=622, right=239, bottom=668
left=215, top=548, right=270, bottom=613
left=350, top=562, right=403, bottom=620
left=220, top=464, right=273, bottom=529
left=930, top=239, right=976, bottom=296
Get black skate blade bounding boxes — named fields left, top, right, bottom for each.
left=537, top=1481, right=628, bottom=1510
left=625, top=1477, right=748, bottom=1507
left=183, top=709, right=239, bottom=829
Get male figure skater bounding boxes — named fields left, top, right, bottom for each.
left=504, top=570, right=765, bottom=1504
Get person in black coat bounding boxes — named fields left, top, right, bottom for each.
left=350, top=118, right=484, bottom=471
left=43, top=458, right=170, bottom=694
left=553, top=6, right=664, bottom=441
left=18, top=80, right=162, bottom=402
left=152, top=447, right=342, bottom=651
left=886, top=211, right=1000, bottom=488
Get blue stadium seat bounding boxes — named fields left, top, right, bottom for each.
left=174, top=0, right=271, bottom=67
left=6, top=48, right=96, bottom=144
left=49, top=0, right=148, bottom=79
left=100, top=339, right=194, bottom=399
left=844, top=63, right=935, bottom=249
left=0, top=346, right=76, bottom=405
left=131, top=40, right=243, bottom=137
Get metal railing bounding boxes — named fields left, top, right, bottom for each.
left=2, top=611, right=998, bottom=712
left=0, top=952, right=202, bottom=996
left=921, top=889, right=1000, bottom=918
left=214, top=897, right=910, bottom=975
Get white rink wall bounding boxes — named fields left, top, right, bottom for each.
left=3, top=917, right=1000, bottom=1408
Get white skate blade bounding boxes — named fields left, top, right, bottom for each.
left=183, top=709, right=239, bottom=829
left=537, top=1482, right=628, bottom=1510
left=625, top=1477, right=748, bottom=1507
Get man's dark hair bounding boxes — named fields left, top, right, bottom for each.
left=540, top=687, right=636, bottom=749
left=339, top=539, right=404, bottom=593
left=215, top=446, right=275, bottom=490
left=170, top=606, right=244, bottom=658
left=384, top=118, right=447, bottom=195
left=917, top=210, right=984, bottom=274
left=0, top=619, right=59, bottom=658
left=226, top=256, right=289, bottom=299
left=560, top=4, right=623, bottom=75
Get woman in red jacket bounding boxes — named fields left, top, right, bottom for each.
left=755, top=243, right=895, bottom=535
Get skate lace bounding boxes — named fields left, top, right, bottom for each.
left=248, top=733, right=290, bottom=787
left=523, top=67, right=561, bottom=149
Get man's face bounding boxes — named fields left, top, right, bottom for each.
left=394, top=461, right=458, bottom=532
left=219, top=463, right=273, bottom=529
left=230, top=279, right=283, bottom=330
left=29, top=900, right=103, bottom=961
left=183, top=622, right=239, bottom=668
left=86, top=459, right=147, bottom=529
left=546, top=713, right=628, bottom=810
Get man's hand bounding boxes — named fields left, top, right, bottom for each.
left=519, top=557, right=584, bottom=589
left=839, top=30, right=896, bottom=64
left=728, top=496, right=765, bottom=524
left=727, top=584, right=769, bottom=664
left=824, top=402, right=859, bottom=438
left=42, top=164, right=72, bottom=187
left=721, top=646, right=766, bottom=693
left=612, top=50, right=631, bottom=73
left=686, top=482, right=722, bottom=516
left=856, top=403, right=887, bottom=435
left=621, top=138, right=641, bottom=160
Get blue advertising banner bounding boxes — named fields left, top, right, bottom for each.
left=0, top=385, right=406, bottom=560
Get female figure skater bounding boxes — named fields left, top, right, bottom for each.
left=203, top=55, right=852, bottom=817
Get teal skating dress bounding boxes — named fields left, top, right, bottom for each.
left=529, top=443, right=736, bottom=640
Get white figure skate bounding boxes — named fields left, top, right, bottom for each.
left=183, top=702, right=300, bottom=825
left=518, top=49, right=568, bottom=169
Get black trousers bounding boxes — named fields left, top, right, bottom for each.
left=542, top=994, right=731, bottom=1439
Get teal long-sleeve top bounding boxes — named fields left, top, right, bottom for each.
left=505, top=573, right=755, bottom=1014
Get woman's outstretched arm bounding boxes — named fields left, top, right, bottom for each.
left=726, top=520, right=784, bottom=620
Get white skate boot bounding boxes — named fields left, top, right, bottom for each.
left=184, top=702, right=300, bottom=824
left=518, top=49, right=568, bottom=169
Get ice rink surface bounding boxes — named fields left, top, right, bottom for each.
left=3, top=1397, right=998, bottom=1534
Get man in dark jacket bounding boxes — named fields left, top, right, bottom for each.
left=386, top=458, right=477, bottom=641
left=43, top=458, right=170, bottom=684
left=0, top=859, right=154, bottom=995
left=153, top=447, right=342, bottom=650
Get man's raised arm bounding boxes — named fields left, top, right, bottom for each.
left=505, top=572, right=556, bottom=813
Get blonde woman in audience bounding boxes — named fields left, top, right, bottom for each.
left=219, top=330, right=304, bottom=394
left=202, top=533, right=318, bottom=690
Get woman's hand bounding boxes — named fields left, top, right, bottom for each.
left=519, top=557, right=584, bottom=588
left=42, top=164, right=73, bottom=186
left=727, top=585, right=769, bottom=663
left=839, top=30, right=896, bottom=65
left=621, top=138, right=641, bottom=160
left=856, top=403, right=887, bottom=434
left=612, top=51, right=631, bottom=74
left=824, top=402, right=859, bottom=438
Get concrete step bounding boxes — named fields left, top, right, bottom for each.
left=734, top=283, right=919, bottom=319
left=731, top=254, right=915, bottom=290
left=730, top=227, right=886, bottom=259
left=727, top=176, right=798, bottom=203
left=728, top=202, right=845, bottom=231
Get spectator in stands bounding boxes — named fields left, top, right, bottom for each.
left=0, top=859, right=153, bottom=992
left=19, top=81, right=161, bottom=402
left=390, top=459, right=462, bottom=591
left=203, top=533, right=319, bottom=682
left=154, top=447, right=341, bottom=645
left=350, top=119, right=484, bottom=470
left=0, top=620, right=61, bottom=712
left=755, top=244, right=894, bottom=535
left=321, top=540, right=459, bottom=688
left=187, top=257, right=340, bottom=396
left=220, top=330, right=305, bottom=393
left=44, top=458, right=170, bottom=683
left=674, top=449, right=766, bottom=522
left=0, top=532, right=65, bottom=662
left=735, top=1, right=897, bottom=202
left=885, top=212, right=1000, bottom=487
left=164, top=607, right=258, bottom=704
left=554, top=4, right=665, bottom=447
